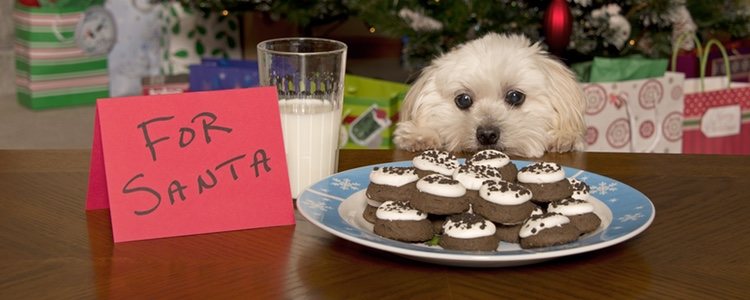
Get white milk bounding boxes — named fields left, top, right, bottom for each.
left=279, top=99, right=341, bottom=198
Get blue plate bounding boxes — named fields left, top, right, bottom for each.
left=297, top=160, right=654, bottom=267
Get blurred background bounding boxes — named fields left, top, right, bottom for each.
left=2, top=0, right=750, bottom=152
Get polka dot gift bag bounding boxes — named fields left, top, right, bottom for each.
left=677, top=37, right=750, bottom=155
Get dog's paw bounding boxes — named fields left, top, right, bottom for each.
left=393, top=122, right=442, bottom=151
left=547, top=130, right=585, bottom=153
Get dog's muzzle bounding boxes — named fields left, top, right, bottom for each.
left=476, top=125, right=500, bottom=146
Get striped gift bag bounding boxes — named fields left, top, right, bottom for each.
left=13, top=3, right=109, bottom=109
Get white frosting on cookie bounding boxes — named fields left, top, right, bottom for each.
left=468, top=149, right=510, bottom=168
left=517, top=162, right=565, bottom=184
left=442, top=214, right=496, bottom=239
left=478, top=179, right=532, bottom=205
left=568, top=178, right=591, bottom=200
left=375, top=201, right=427, bottom=221
left=416, top=174, right=466, bottom=197
left=547, top=198, right=595, bottom=216
left=366, top=198, right=383, bottom=207
left=369, top=166, right=419, bottom=187
left=519, top=213, right=570, bottom=238
left=452, top=164, right=503, bottom=190
left=412, top=149, right=459, bottom=175
left=530, top=206, right=544, bottom=217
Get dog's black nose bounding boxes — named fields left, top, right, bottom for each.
left=476, top=126, right=500, bottom=146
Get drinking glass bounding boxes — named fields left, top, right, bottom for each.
left=257, top=38, right=347, bottom=198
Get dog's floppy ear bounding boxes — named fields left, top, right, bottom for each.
left=535, top=52, right=586, bottom=151
left=399, top=66, right=436, bottom=122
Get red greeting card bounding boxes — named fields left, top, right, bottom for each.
left=86, top=87, right=294, bottom=242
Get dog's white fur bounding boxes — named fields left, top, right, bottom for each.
left=393, top=33, right=586, bottom=157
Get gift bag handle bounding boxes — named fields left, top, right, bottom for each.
left=51, top=16, right=75, bottom=43
left=670, top=33, right=732, bottom=91
left=700, top=39, right=732, bottom=89
left=671, top=32, right=703, bottom=73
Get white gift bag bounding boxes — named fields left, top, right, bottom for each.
left=582, top=72, right=686, bottom=153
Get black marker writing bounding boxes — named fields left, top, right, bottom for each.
left=137, top=116, right=174, bottom=162
left=137, top=112, right=233, bottom=162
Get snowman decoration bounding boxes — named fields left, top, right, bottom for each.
left=74, top=5, right=117, bottom=56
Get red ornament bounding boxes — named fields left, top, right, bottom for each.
left=17, top=0, right=41, bottom=7
left=543, top=0, right=573, bottom=56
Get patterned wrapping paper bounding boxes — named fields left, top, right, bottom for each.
left=581, top=72, right=686, bottom=153
left=160, top=3, right=242, bottom=76
left=13, top=4, right=109, bottom=109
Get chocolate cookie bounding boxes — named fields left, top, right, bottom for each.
left=568, top=178, right=592, bottom=201
left=517, top=162, right=573, bottom=202
left=429, top=214, right=446, bottom=235
left=547, top=197, right=602, bottom=235
left=411, top=174, right=470, bottom=215
left=362, top=203, right=378, bottom=224
left=373, top=201, right=434, bottom=242
left=519, top=212, right=579, bottom=249
left=439, top=213, right=500, bottom=252
left=452, top=163, right=504, bottom=205
left=366, top=166, right=419, bottom=202
left=474, top=179, right=537, bottom=225
left=493, top=223, right=522, bottom=243
left=412, top=149, right=460, bottom=177
left=467, top=149, right=518, bottom=182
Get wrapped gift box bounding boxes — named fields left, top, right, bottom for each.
left=188, top=58, right=258, bottom=91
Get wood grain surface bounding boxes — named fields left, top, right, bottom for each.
left=1, top=149, right=749, bottom=299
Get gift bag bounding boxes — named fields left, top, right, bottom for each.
left=160, top=2, right=242, bottom=75
left=582, top=72, right=686, bottom=153
left=13, top=1, right=111, bottom=109
left=676, top=38, right=750, bottom=155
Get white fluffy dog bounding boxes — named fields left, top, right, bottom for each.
left=393, top=33, right=586, bottom=157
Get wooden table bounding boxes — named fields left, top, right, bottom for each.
left=1, top=149, right=749, bottom=299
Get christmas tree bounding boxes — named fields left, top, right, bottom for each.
left=176, top=0, right=750, bottom=65
left=349, top=0, right=750, bottom=65
left=171, top=0, right=350, bottom=36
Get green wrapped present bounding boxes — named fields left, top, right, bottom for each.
left=342, top=75, right=410, bottom=149
left=14, top=3, right=110, bottom=109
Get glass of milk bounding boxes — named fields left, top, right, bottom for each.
left=257, top=38, right=347, bottom=199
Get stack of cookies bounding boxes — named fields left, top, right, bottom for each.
left=365, top=149, right=601, bottom=251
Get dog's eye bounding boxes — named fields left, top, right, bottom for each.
left=505, top=90, right=525, bottom=107
left=454, top=93, right=473, bottom=110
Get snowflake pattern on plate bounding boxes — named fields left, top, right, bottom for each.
left=592, top=181, right=618, bottom=195
left=297, top=160, right=655, bottom=267
left=331, top=177, right=361, bottom=191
